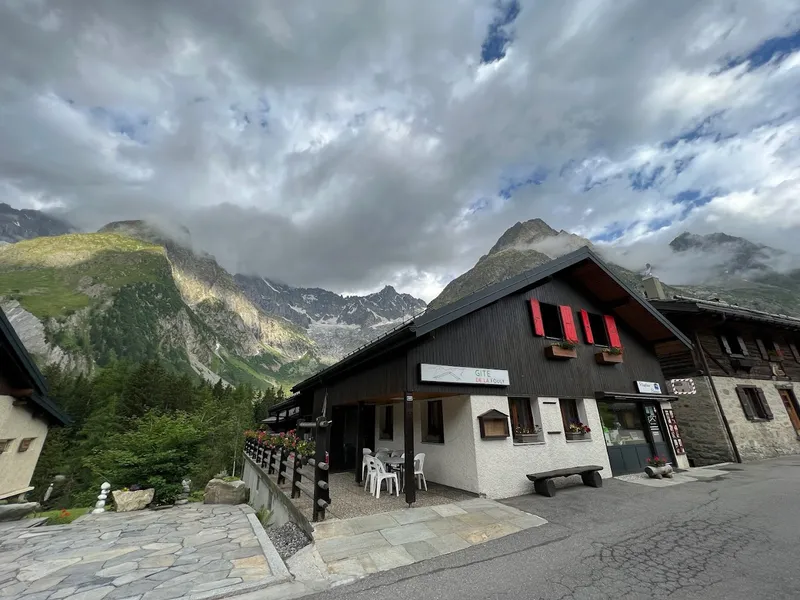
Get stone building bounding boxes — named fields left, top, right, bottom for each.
left=0, top=306, right=69, bottom=500
left=647, top=282, right=800, bottom=465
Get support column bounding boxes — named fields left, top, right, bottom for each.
left=355, top=401, right=365, bottom=485
left=403, top=392, right=416, bottom=506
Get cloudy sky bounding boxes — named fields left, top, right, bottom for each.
left=2, top=1, right=799, bottom=301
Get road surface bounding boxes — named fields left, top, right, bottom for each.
left=308, top=456, right=800, bottom=600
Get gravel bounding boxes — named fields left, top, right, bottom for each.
left=267, top=522, right=311, bottom=559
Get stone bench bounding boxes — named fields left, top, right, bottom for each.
left=526, top=465, right=604, bottom=497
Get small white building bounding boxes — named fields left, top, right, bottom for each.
left=292, top=248, right=693, bottom=501
left=0, top=307, right=69, bottom=501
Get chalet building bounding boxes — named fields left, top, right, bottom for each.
left=263, top=393, right=312, bottom=433
left=290, top=248, right=692, bottom=501
left=646, top=282, right=800, bottom=465
left=0, top=307, right=70, bottom=500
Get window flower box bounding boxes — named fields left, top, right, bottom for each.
left=595, top=347, right=623, bottom=365
left=566, top=421, right=591, bottom=440
left=545, top=342, right=577, bottom=360
left=565, top=432, right=586, bottom=441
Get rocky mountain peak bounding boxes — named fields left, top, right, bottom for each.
left=489, top=219, right=558, bottom=254
left=0, top=202, right=73, bottom=243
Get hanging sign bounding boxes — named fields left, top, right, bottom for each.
left=636, top=381, right=662, bottom=394
left=668, top=379, right=696, bottom=395
left=420, top=364, right=510, bottom=386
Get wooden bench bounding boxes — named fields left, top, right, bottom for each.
left=526, top=465, right=604, bottom=497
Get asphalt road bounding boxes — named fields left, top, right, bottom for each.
left=307, top=457, right=800, bottom=600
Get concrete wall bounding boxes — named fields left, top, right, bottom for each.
left=0, top=395, right=49, bottom=500
left=241, top=453, right=313, bottom=538
left=372, top=397, right=479, bottom=494
left=470, top=396, right=611, bottom=499
left=670, top=377, right=736, bottom=467
left=712, top=377, right=800, bottom=461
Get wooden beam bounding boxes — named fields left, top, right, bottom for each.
left=8, top=389, right=34, bottom=399
left=403, top=392, right=416, bottom=507
left=355, top=401, right=365, bottom=485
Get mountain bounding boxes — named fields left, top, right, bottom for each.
left=0, top=224, right=317, bottom=389
left=0, top=202, right=73, bottom=243
left=235, top=276, right=427, bottom=362
left=430, top=219, right=800, bottom=319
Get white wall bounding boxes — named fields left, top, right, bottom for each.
left=372, top=397, right=480, bottom=494
left=0, top=395, right=49, bottom=500
left=470, top=395, right=612, bottom=499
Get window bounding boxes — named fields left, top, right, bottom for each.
left=786, top=338, right=800, bottom=362
left=378, top=405, right=394, bottom=440
left=539, top=302, right=563, bottom=339
left=423, top=400, right=444, bottom=443
left=735, top=386, right=773, bottom=421
left=18, top=438, right=35, bottom=453
left=755, top=336, right=783, bottom=361
left=559, top=398, right=580, bottom=430
left=508, top=397, right=536, bottom=434
left=719, top=332, right=747, bottom=356
left=587, top=312, right=610, bottom=346
left=0, top=439, right=12, bottom=454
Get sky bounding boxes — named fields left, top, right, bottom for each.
left=1, top=0, right=799, bottom=301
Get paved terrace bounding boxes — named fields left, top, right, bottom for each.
left=0, top=504, right=289, bottom=600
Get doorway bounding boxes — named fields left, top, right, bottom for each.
left=778, top=388, right=800, bottom=436
left=598, top=401, right=670, bottom=475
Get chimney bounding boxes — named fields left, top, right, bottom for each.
left=642, top=276, right=666, bottom=300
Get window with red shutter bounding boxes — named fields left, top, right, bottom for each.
left=529, top=299, right=544, bottom=336
left=579, top=309, right=594, bottom=344
left=559, top=306, right=579, bottom=342
left=603, top=315, right=622, bottom=348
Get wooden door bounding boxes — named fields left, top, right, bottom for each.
left=778, top=389, right=800, bottom=434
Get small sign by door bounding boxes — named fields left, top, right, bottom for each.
left=636, top=381, right=662, bottom=394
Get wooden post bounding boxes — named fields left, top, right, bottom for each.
left=313, top=413, right=331, bottom=521
left=291, top=455, right=302, bottom=499
left=403, top=392, right=416, bottom=507
left=355, top=401, right=365, bottom=485
left=277, top=448, right=288, bottom=485
left=266, top=449, right=273, bottom=474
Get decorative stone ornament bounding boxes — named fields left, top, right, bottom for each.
left=91, top=482, right=111, bottom=514
left=112, top=488, right=155, bottom=512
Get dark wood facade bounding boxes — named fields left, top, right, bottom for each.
left=651, top=302, right=800, bottom=382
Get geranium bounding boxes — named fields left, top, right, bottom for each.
left=646, top=456, right=667, bottom=467
left=568, top=421, right=591, bottom=434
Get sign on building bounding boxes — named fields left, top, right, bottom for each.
left=668, top=379, right=697, bottom=395
left=419, top=364, right=510, bottom=386
left=635, top=381, right=663, bottom=394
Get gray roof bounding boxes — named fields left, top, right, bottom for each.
left=293, top=246, right=692, bottom=392
left=651, top=296, right=800, bottom=331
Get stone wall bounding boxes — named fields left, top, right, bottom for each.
left=713, top=377, right=800, bottom=462
left=670, top=377, right=736, bottom=466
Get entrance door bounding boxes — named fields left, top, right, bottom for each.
left=598, top=401, right=659, bottom=475
left=778, top=389, right=800, bottom=435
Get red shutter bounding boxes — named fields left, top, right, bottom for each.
left=529, top=299, right=544, bottom=336
left=559, top=306, right=578, bottom=342
left=579, top=309, right=594, bottom=344
left=604, top=315, right=621, bottom=348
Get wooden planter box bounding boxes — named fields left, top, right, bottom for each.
left=545, top=345, right=577, bottom=360
left=514, top=433, right=543, bottom=444
left=565, top=432, right=587, bottom=441
left=595, top=350, right=623, bottom=365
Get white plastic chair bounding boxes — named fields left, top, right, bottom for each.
left=361, top=448, right=372, bottom=482
left=372, top=458, right=399, bottom=498
left=375, top=450, right=390, bottom=464
left=363, top=455, right=378, bottom=493
left=414, top=453, right=427, bottom=491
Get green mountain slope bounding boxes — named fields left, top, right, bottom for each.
left=0, top=230, right=319, bottom=389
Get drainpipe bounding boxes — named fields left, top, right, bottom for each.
left=693, top=330, right=742, bottom=464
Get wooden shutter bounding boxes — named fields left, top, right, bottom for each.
left=756, top=388, right=774, bottom=420
left=756, top=339, right=769, bottom=360
left=530, top=299, right=544, bottom=336
left=736, top=386, right=755, bottom=420
left=579, top=309, right=594, bottom=344
left=719, top=335, right=732, bottom=355
left=772, top=341, right=784, bottom=359
left=737, top=336, right=749, bottom=356
left=604, top=315, right=622, bottom=348
left=559, top=306, right=578, bottom=342
left=788, top=341, right=800, bottom=362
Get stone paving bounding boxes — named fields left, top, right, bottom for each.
left=0, top=504, right=290, bottom=600
left=309, top=498, right=547, bottom=581
left=616, top=465, right=730, bottom=488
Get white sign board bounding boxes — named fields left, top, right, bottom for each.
left=668, top=379, right=697, bottom=395
left=420, top=364, right=510, bottom=386
left=636, top=381, right=663, bottom=394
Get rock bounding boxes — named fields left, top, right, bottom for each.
left=203, top=479, right=248, bottom=505
left=0, top=502, right=40, bottom=522
left=111, top=488, right=154, bottom=512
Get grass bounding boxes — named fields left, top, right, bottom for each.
left=27, top=506, right=91, bottom=525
